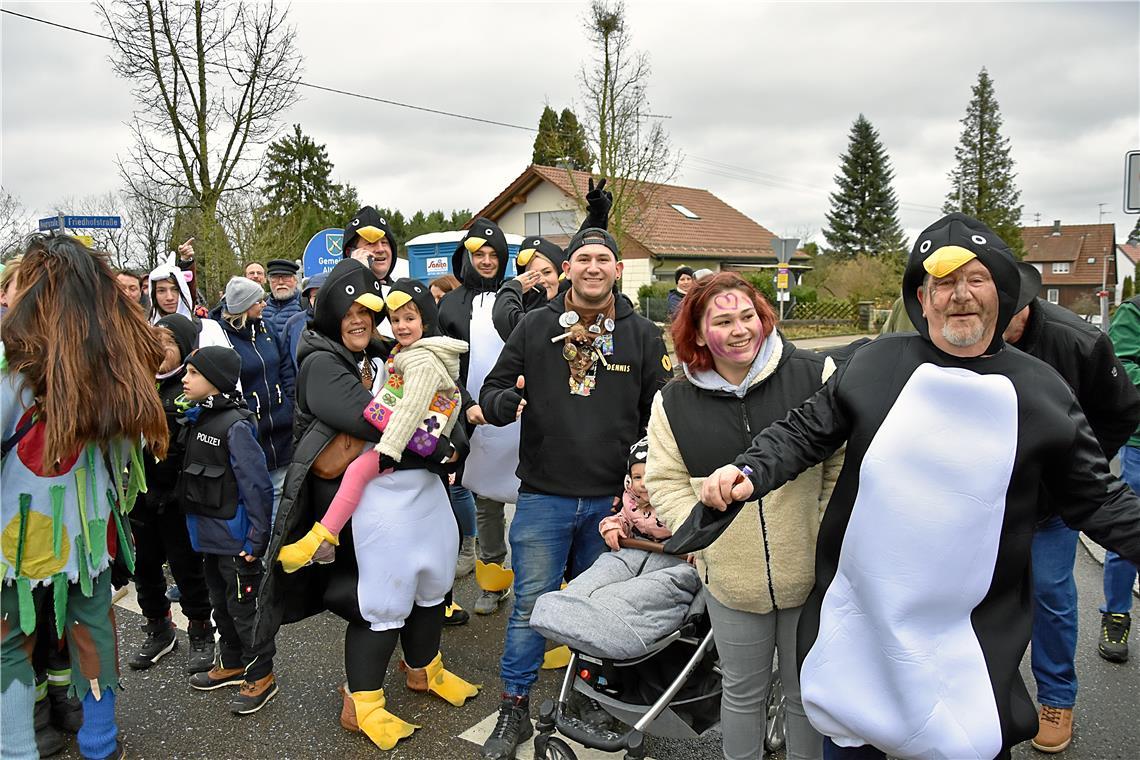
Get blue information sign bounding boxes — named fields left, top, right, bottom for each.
left=302, top=229, right=344, bottom=277
left=38, top=215, right=121, bottom=231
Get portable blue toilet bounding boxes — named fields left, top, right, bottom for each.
left=405, top=230, right=522, bottom=282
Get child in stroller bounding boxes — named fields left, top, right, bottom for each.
left=528, top=441, right=786, bottom=759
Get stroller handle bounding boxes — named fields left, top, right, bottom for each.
left=617, top=537, right=665, bottom=553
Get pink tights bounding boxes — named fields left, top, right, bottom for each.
left=321, top=449, right=381, bottom=536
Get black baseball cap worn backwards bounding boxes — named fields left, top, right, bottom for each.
left=901, top=212, right=1020, bottom=355
left=565, top=227, right=619, bottom=260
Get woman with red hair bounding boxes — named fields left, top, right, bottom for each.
left=645, top=272, right=844, bottom=760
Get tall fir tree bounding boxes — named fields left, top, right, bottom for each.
left=1128, top=215, right=1140, bottom=245
left=263, top=124, right=340, bottom=212
left=943, top=68, right=1024, bottom=256
left=823, top=114, right=907, bottom=260
left=558, top=108, right=593, bottom=170
left=532, top=106, right=563, bottom=166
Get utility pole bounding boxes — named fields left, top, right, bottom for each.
left=1033, top=212, right=1042, bottom=226
left=1098, top=203, right=1110, bottom=223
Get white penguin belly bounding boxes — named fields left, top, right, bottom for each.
left=800, top=363, right=1015, bottom=760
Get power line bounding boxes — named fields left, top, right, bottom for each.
left=0, top=8, right=538, bottom=133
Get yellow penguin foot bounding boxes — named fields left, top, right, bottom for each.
left=474, top=560, right=514, bottom=593
left=401, top=652, right=481, bottom=707
left=350, top=689, right=418, bottom=751
left=542, top=645, right=572, bottom=670
left=277, top=522, right=338, bottom=573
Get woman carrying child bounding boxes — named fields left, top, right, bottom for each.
left=274, top=273, right=479, bottom=751
left=645, top=272, right=844, bottom=760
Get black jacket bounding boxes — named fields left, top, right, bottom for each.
left=730, top=335, right=1140, bottom=757
left=480, top=291, right=670, bottom=497
left=142, top=372, right=191, bottom=513
left=1009, top=298, right=1140, bottom=458
left=491, top=279, right=550, bottom=343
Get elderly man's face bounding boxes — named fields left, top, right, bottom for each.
left=269, top=273, right=297, bottom=300
left=917, top=259, right=999, bottom=357
left=244, top=263, right=266, bottom=284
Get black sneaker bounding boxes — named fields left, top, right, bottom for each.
left=568, top=690, right=613, bottom=731
left=1098, top=612, right=1130, bottom=663
left=482, top=694, right=532, bottom=760
left=443, top=601, right=470, bottom=627
left=185, top=620, right=216, bottom=674
left=230, top=674, right=278, bottom=715
left=128, top=618, right=177, bottom=670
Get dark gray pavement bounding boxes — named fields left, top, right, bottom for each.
left=49, top=543, right=1139, bottom=759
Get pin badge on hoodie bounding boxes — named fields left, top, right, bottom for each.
left=559, top=311, right=579, bottom=328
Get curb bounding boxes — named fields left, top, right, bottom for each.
left=1079, top=533, right=1140, bottom=599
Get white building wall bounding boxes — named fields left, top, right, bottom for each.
left=496, top=181, right=584, bottom=237
left=1115, top=246, right=1137, bottom=304
left=622, top=258, right=653, bottom=302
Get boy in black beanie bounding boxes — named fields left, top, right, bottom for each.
left=128, top=315, right=216, bottom=675
left=180, top=346, right=278, bottom=715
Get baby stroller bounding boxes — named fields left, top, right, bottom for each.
left=531, top=538, right=786, bottom=760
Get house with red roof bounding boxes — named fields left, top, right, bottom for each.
left=1019, top=221, right=1116, bottom=311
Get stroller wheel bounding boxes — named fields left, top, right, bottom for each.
left=764, top=671, right=787, bottom=753
left=536, top=736, right=577, bottom=760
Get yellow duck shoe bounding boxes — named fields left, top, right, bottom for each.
left=542, top=645, right=572, bottom=670
left=350, top=689, right=418, bottom=751
left=475, top=560, right=514, bottom=592
left=277, top=522, right=339, bottom=573
left=401, top=652, right=481, bottom=707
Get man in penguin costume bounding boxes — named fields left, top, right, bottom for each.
left=438, top=217, right=521, bottom=614
left=343, top=206, right=407, bottom=337
left=692, top=213, right=1140, bottom=760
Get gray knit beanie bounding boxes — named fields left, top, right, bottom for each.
left=225, top=276, right=266, bottom=314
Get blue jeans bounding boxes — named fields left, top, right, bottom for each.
left=448, top=483, right=477, bottom=537
left=1030, top=515, right=1079, bottom=708
left=500, top=493, right=613, bottom=696
left=1103, top=446, right=1140, bottom=613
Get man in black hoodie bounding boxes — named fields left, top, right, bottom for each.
left=478, top=227, right=670, bottom=760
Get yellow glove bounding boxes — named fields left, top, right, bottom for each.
left=277, top=522, right=339, bottom=574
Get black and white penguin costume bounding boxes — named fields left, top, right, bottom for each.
left=344, top=206, right=404, bottom=339
left=438, top=217, right=521, bottom=504
left=673, top=214, right=1140, bottom=759
left=352, top=278, right=465, bottom=630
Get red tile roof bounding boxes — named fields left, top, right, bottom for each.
left=471, top=164, right=807, bottom=262
left=1020, top=223, right=1116, bottom=286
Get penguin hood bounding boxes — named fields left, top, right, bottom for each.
left=902, top=212, right=1020, bottom=355
left=343, top=206, right=399, bottom=281
left=384, top=278, right=443, bottom=338
left=453, top=217, right=509, bottom=292
left=516, top=235, right=566, bottom=274
left=147, top=258, right=194, bottom=323
left=312, top=258, right=386, bottom=339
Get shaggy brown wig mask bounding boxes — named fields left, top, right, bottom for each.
left=4, top=235, right=169, bottom=471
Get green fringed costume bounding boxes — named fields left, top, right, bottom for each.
left=1, top=357, right=147, bottom=701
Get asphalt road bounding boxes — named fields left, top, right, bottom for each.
left=42, top=539, right=1137, bottom=760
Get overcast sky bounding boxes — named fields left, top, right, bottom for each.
left=3, top=0, right=1138, bottom=247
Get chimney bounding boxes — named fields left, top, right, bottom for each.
left=1052, top=220, right=1062, bottom=236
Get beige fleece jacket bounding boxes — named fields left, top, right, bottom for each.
left=375, top=336, right=468, bottom=461
left=645, top=334, right=844, bottom=614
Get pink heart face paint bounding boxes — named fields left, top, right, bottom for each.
left=701, top=288, right=763, bottom=365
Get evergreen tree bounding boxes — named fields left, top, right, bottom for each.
left=823, top=114, right=907, bottom=260
left=532, top=107, right=563, bottom=166
left=558, top=108, right=593, bottom=170
left=263, top=124, right=340, bottom=212
left=943, top=68, right=1024, bottom=256
left=1128, top=216, right=1140, bottom=245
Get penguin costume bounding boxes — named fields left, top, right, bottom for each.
left=343, top=206, right=406, bottom=337
left=437, top=218, right=522, bottom=595
left=492, top=236, right=569, bottom=341
left=668, top=213, right=1140, bottom=759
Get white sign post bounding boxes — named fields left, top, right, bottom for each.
left=771, top=237, right=799, bottom=320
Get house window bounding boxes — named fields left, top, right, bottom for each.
left=669, top=203, right=700, bottom=220
left=1052, top=262, right=1070, bottom=274
left=524, top=210, right=578, bottom=237
left=1046, top=288, right=1060, bottom=304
